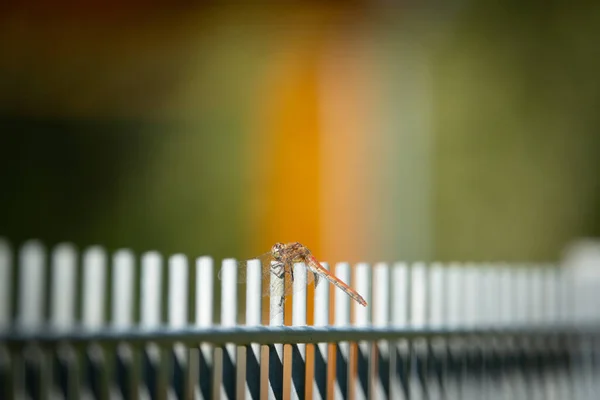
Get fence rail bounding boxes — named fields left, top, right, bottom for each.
left=1, top=237, right=600, bottom=400
left=4, top=324, right=600, bottom=347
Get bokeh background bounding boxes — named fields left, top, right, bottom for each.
left=2, top=2, right=600, bottom=265
left=3, top=4, right=600, bottom=398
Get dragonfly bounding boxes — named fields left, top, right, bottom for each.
left=219, top=242, right=367, bottom=307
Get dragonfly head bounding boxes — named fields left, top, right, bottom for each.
left=271, top=242, right=285, bottom=260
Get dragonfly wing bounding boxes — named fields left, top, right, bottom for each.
left=260, top=255, right=284, bottom=296
left=218, top=251, right=273, bottom=285
left=262, top=261, right=316, bottom=297
left=285, top=262, right=316, bottom=296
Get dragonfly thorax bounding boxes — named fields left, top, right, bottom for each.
left=271, top=242, right=285, bottom=260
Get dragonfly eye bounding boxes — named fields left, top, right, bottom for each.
left=271, top=242, right=284, bottom=260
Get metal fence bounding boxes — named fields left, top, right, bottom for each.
left=1, top=238, right=600, bottom=400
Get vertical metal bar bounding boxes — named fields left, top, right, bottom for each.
left=410, top=262, right=427, bottom=400
left=141, top=251, right=163, bottom=328
left=111, top=249, right=137, bottom=399
left=313, top=262, right=330, bottom=400
left=82, top=246, right=109, bottom=400
left=593, top=335, right=600, bottom=400
left=558, top=263, right=576, bottom=399
left=82, top=246, right=108, bottom=329
left=0, top=238, right=11, bottom=399
left=112, top=249, right=136, bottom=328
left=69, top=345, right=81, bottom=400
left=542, top=266, right=561, bottom=400
left=269, top=260, right=284, bottom=400
left=0, top=238, right=12, bottom=330
left=196, top=256, right=214, bottom=400
left=512, top=266, right=530, bottom=400
left=529, top=265, right=546, bottom=400
left=220, top=258, right=238, bottom=400
left=333, top=262, right=351, bottom=400
left=245, top=259, right=262, bottom=400
left=51, top=243, right=78, bottom=329
left=428, top=263, right=445, bottom=328
left=157, top=346, right=171, bottom=400
left=0, top=346, right=9, bottom=400
left=0, top=346, right=11, bottom=400
left=485, top=265, right=503, bottom=400
left=11, top=347, right=25, bottom=400
left=496, top=264, right=512, bottom=400
left=0, top=240, right=13, bottom=398
left=290, top=262, right=307, bottom=400
left=168, top=254, right=189, bottom=399
left=140, top=251, right=163, bottom=399
left=50, top=243, right=78, bottom=398
left=428, top=263, right=446, bottom=400
left=373, top=262, right=390, bottom=399
left=566, top=243, right=600, bottom=400
left=445, top=263, right=463, bottom=400
left=354, top=262, right=372, bottom=400
left=461, top=264, right=479, bottom=400
left=18, top=241, right=46, bottom=400
left=390, top=262, right=409, bottom=400
left=18, top=240, right=46, bottom=328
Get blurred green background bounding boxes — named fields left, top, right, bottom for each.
left=1, top=3, right=599, bottom=263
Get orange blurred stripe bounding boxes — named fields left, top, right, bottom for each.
left=250, top=27, right=326, bottom=400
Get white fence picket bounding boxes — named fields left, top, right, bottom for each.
left=111, top=249, right=135, bottom=328
left=530, top=266, right=544, bottom=325
left=313, top=262, right=330, bottom=400
left=0, top=238, right=12, bottom=329
left=47, top=243, right=78, bottom=399
left=543, top=266, right=558, bottom=325
left=411, top=263, right=427, bottom=328
left=195, top=256, right=214, bottom=400
left=111, top=248, right=137, bottom=399
left=81, top=246, right=109, bottom=399
left=428, top=263, right=445, bottom=328
left=333, top=262, right=351, bottom=400
left=444, top=264, right=463, bottom=400
left=428, top=263, right=446, bottom=400
left=245, top=259, right=262, bottom=400
left=140, top=251, right=164, bottom=399
left=410, top=262, right=428, bottom=400
left=514, top=266, right=530, bottom=325
left=291, top=262, right=308, bottom=400
left=50, top=244, right=78, bottom=342
left=168, top=254, right=189, bottom=399
left=268, top=259, right=285, bottom=400
left=495, top=264, right=513, bottom=400
left=168, top=254, right=188, bottom=328
left=219, top=258, right=238, bottom=400
left=499, top=264, right=513, bottom=326
left=390, top=262, right=409, bottom=400
left=82, top=247, right=107, bottom=328
left=479, top=265, right=496, bottom=327
left=446, top=263, right=463, bottom=328
left=462, top=264, right=479, bottom=328
left=18, top=240, right=46, bottom=328
left=354, top=262, right=372, bottom=400
left=373, top=262, right=390, bottom=400
left=141, top=252, right=163, bottom=328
